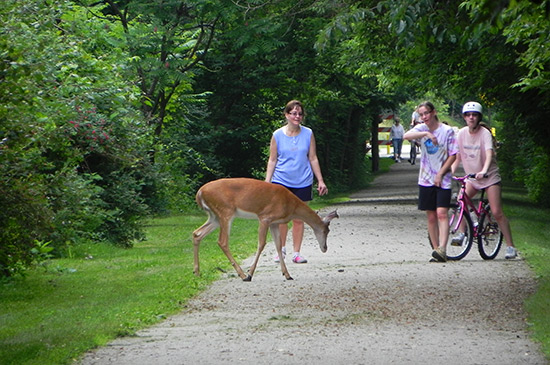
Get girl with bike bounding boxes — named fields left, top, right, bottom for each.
left=404, top=101, right=458, bottom=262
left=451, top=102, right=517, bottom=259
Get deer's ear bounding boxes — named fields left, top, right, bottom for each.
left=323, top=210, right=339, bottom=223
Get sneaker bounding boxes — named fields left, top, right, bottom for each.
left=505, top=246, right=517, bottom=259
left=274, top=247, right=286, bottom=263
left=451, top=232, right=465, bottom=246
left=292, top=254, right=307, bottom=264
left=431, top=247, right=447, bottom=262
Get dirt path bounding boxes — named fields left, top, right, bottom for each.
left=81, top=160, right=547, bottom=365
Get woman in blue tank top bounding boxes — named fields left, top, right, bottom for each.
left=265, top=100, right=328, bottom=264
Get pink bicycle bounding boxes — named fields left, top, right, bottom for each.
left=443, top=174, right=504, bottom=260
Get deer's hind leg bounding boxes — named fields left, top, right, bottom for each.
left=192, top=213, right=219, bottom=276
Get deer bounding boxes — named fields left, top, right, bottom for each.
left=192, top=178, right=338, bottom=281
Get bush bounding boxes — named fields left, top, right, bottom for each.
left=524, top=149, right=550, bottom=206
left=497, top=120, right=550, bottom=206
left=0, top=178, right=52, bottom=276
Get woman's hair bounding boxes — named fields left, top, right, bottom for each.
left=417, top=101, right=435, bottom=112
left=480, top=122, right=499, bottom=152
left=417, top=101, right=439, bottom=121
left=284, top=100, right=306, bottom=116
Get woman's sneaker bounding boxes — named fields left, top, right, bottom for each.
left=505, top=246, right=517, bottom=259
left=451, top=232, right=465, bottom=246
left=273, top=247, right=286, bottom=263
left=431, top=247, right=447, bottom=262
left=292, top=253, right=307, bottom=264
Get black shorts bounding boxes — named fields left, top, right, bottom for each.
left=274, top=183, right=313, bottom=202
left=418, top=185, right=452, bottom=211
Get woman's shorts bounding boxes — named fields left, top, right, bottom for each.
left=274, top=183, right=313, bottom=202
left=418, top=185, right=452, bottom=211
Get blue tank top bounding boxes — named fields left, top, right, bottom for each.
left=271, top=126, right=314, bottom=188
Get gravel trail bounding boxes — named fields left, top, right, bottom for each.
left=81, top=159, right=547, bottom=365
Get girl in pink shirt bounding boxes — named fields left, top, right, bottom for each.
left=452, top=102, right=517, bottom=259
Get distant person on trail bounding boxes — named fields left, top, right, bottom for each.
left=451, top=101, right=517, bottom=259
left=265, top=100, right=328, bottom=264
left=404, top=101, right=458, bottom=262
left=390, top=117, right=405, bottom=162
left=411, top=109, right=421, bottom=127
left=408, top=107, right=422, bottom=165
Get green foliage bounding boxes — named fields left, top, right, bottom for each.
left=30, top=240, right=55, bottom=268
left=2, top=0, right=549, bottom=277
left=0, top=178, right=53, bottom=276
left=499, top=124, right=550, bottom=206
left=363, top=0, right=550, bottom=203
left=0, top=0, right=164, bottom=276
left=190, top=1, right=381, bottom=190
left=524, top=150, right=550, bottom=206
left=501, top=181, right=550, bottom=359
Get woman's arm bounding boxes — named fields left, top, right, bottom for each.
left=476, top=148, right=493, bottom=179
left=404, top=129, right=428, bottom=141
left=451, top=151, right=461, bottom=174
left=308, top=133, right=328, bottom=196
left=435, top=154, right=457, bottom=187
left=265, top=136, right=277, bottom=182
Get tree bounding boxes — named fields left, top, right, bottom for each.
left=0, top=0, right=163, bottom=276
left=84, top=0, right=225, bottom=140
left=327, top=0, right=550, bottom=203
left=187, top=0, right=382, bottom=187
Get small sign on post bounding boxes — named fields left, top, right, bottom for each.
left=378, top=126, right=391, bottom=153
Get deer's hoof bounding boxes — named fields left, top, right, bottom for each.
left=286, top=276, right=294, bottom=281
left=243, top=275, right=252, bottom=282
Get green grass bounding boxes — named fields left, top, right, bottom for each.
left=0, top=214, right=260, bottom=365
left=1, top=164, right=547, bottom=364
left=502, top=182, right=550, bottom=358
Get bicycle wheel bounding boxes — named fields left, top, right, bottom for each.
left=446, top=204, right=474, bottom=261
left=477, top=205, right=503, bottom=260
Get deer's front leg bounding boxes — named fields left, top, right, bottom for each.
left=217, top=220, right=248, bottom=280
left=270, top=224, right=293, bottom=280
left=245, top=222, right=270, bottom=281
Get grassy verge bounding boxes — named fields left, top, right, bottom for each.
left=0, top=214, right=261, bottom=365
left=502, top=182, right=550, bottom=358
left=1, top=160, right=547, bottom=364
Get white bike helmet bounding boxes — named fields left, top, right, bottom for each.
left=462, top=101, right=483, bottom=115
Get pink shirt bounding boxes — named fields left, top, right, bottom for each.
left=456, top=126, right=501, bottom=190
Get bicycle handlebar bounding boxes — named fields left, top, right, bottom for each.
left=452, top=173, right=488, bottom=183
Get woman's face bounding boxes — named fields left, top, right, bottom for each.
left=285, top=106, right=304, bottom=125
left=417, top=106, right=435, bottom=124
left=463, top=112, right=481, bottom=129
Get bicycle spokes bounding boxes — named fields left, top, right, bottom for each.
left=446, top=205, right=474, bottom=261
left=477, top=212, right=503, bottom=260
